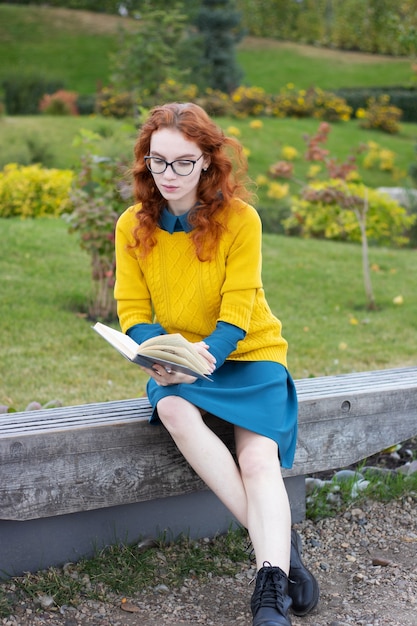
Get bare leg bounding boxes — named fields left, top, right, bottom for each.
left=235, top=426, right=291, bottom=573
left=156, top=396, right=290, bottom=574
left=157, top=395, right=249, bottom=525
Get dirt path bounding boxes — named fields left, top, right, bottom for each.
left=3, top=498, right=416, bottom=626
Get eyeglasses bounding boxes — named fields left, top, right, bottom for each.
left=144, top=154, right=204, bottom=176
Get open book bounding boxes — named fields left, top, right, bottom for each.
left=93, top=322, right=212, bottom=380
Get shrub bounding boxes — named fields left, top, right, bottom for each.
left=139, top=79, right=199, bottom=109
left=96, top=82, right=352, bottom=122
left=76, top=94, right=96, bottom=116
left=357, top=95, right=403, bottom=134
left=64, top=129, right=131, bottom=320
left=39, top=90, right=79, bottom=115
left=0, top=164, right=74, bottom=218
left=230, top=85, right=272, bottom=117
left=283, top=179, right=416, bottom=247
left=271, top=85, right=352, bottom=122
left=195, top=88, right=234, bottom=116
left=95, top=87, right=134, bottom=118
left=336, top=87, right=417, bottom=123
left=2, top=75, right=64, bottom=115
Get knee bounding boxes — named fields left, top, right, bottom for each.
left=238, top=441, right=280, bottom=481
left=156, top=396, right=193, bottom=437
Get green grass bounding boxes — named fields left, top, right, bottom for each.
left=2, top=115, right=417, bottom=212
left=0, top=5, right=414, bottom=97
left=306, top=468, right=417, bottom=521
left=237, top=40, right=414, bottom=92
left=0, top=115, right=136, bottom=170
left=0, top=217, right=149, bottom=410
left=214, top=117, right=417, bottom=209
left=1, top=217, right=416, bottom=411
left=0, top=528, right=251, bottom=617
left=0, top=4, right=127, bottom=94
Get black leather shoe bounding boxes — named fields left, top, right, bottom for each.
left=288, top=530, right=320, bottom=616
left=251, top=563, right=292, bottom=626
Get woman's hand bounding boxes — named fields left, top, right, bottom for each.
left=141, top=341, right=216, bottom=386
left=193, top=341, right=217, bottom=371
left=143, top=366, right=196, bottom=386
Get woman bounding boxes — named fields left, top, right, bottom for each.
left=114, top=102, right=319, bottom=626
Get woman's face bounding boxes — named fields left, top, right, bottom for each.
left=148, top=127, right=210, bottom=215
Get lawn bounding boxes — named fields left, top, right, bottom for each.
left=0, top=5, right=414, bottom=96
left=238, top=38, right=413, bottom=92
left=2, top=114, right=417, bottom=212
left=1, top=217, right=416, bottom=411
left=1, top=5, right=416, bottom=411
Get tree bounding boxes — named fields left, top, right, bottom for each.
left=193, top=0, right=244, bottom=94
left=273, top=123, right=416, bottom=310
left=109, top=6, right=191, bottom=103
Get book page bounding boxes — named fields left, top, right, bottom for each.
left=93, top=322, right=138, bottom=360
left=93, top=323, right=212, bottom=380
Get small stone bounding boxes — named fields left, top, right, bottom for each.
left=305, top=477, right=326, bottom=494
left=398, top=460, right=417, bottom=475
left=36, top=594, right=55, bottom=609
left=334, top=469, right=364, bottom=482
left=351, top=508, right=364, bottom=517
left=372, top=557, right=391, bottom=567
left=351, top=479, right=370, bottom=498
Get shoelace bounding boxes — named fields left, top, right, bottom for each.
left=251, top=563, right=286, bottom=612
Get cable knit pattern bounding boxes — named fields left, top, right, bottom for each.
left=115, top=198, right=288, bottom=367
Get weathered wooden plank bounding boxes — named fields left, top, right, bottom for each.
left=1, top=367, right=416, bottom=521
left=289, top=387, right=417, bottom=475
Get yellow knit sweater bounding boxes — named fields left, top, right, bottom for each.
left=114, top=198, right=288, bottom=366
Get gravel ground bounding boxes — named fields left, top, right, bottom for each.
left=2, top=496, right=416, bottom=626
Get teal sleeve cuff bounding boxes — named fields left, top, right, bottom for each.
left=126, top=323, right=166, bottom=344
left=204, top=321, right=246, bottom=369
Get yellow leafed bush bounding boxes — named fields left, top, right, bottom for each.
left=0, top=164, right=74, bottom=218
left=283, top=180, right=416, bottom=247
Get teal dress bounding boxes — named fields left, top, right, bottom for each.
left=129, top=209, right=298, bottom=469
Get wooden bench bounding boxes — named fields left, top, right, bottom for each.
left=1, top=366, right=417, bottom=577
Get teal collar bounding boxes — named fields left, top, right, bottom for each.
left=159, top=208, right=193, bottom=233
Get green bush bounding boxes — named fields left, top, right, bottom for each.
left=76, top=94, right=96, bottom=116
left=271, top=85, right=352, bottom=122
left=337, top=87, right=417, bottom=123
left=0, top=163, right=73, bottom=218
left=2, top=75, right=64, bottom=115
left=237, top=0, right=417, bottom=55
left=95, top=87, right=134, bottom=118
left=64, top=129, right=130, bottom=320
left=283, top=179, right=416, bottom=247
left=230, top=85, right=273, bottom=117
left=100, top=82, right=352, bottom=122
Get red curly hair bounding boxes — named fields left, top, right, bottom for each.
left=131, top=102, right=252, bottom=260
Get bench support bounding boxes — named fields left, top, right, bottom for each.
left=0, top=477, right=304, bottom=578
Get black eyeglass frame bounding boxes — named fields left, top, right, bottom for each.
left=144, top=154, right=204, bottom=176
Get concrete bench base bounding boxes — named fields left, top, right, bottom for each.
left=0, top=477, right=304, bottom=578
